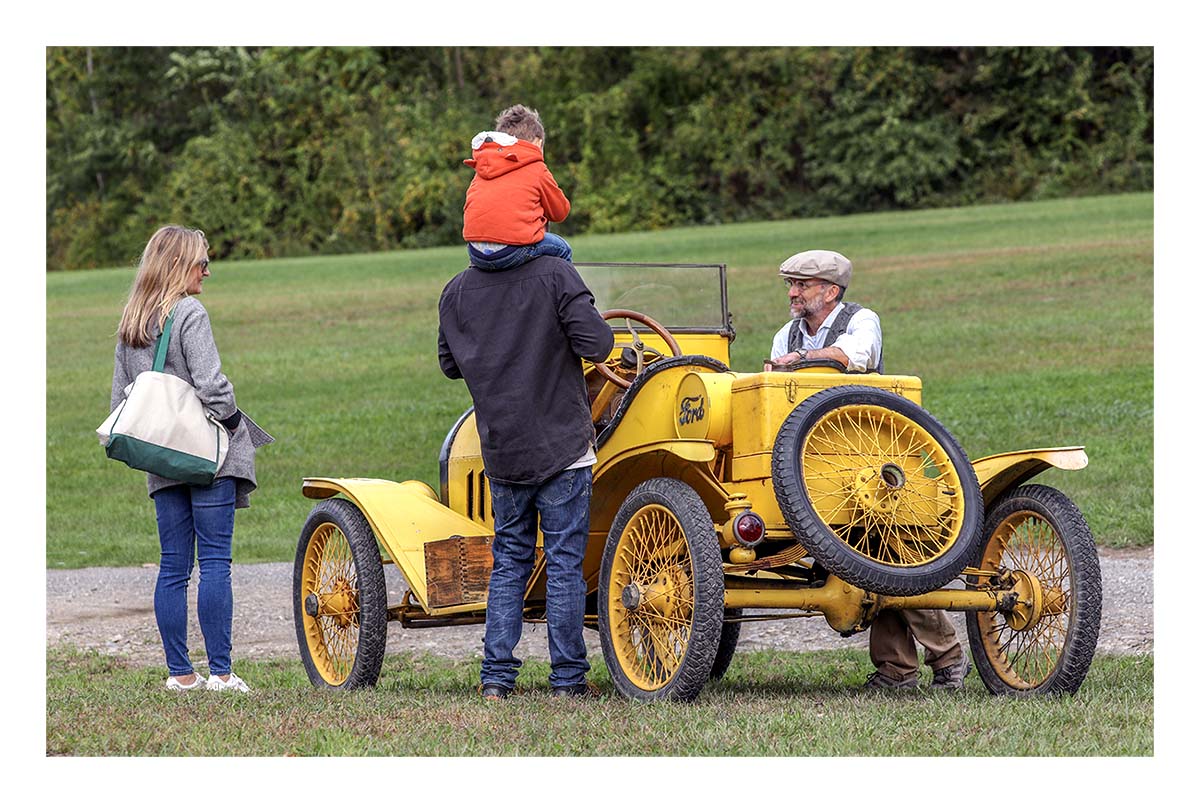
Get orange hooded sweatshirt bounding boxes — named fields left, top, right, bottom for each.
left=462, top=132, right=570, bottom=245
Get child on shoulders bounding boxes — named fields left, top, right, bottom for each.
left=462, top=104, right=573, bottom=270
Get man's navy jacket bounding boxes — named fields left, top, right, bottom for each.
left=437, top=255, right=614, bottom=484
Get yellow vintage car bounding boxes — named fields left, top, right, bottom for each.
left=293, top=262, right=1102, bottom=701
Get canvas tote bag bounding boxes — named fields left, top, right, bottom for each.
left=97, top=310, right=230, bottom=484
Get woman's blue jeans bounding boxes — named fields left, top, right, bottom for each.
left=481, top=467, right=591, bottom=690
left=151, top=478, right=236, bottom=676
left=467, top=232, right=573, bottom=271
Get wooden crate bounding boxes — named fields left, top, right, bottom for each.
left=424, top=535, right=493, bottom=608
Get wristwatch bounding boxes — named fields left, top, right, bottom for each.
left=797, top=349, right=808, bottom=361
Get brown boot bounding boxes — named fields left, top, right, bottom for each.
left=931, top=653, right=972, bottom=690
left=864, top=670, right=918, bottom=690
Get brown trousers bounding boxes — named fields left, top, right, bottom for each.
left=869, top=609, right=963, bottom=681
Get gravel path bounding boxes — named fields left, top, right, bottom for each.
left=46, top=547, right=1152, bottom=669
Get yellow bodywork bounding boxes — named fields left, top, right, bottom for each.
left=303, top=329, right=1088, bottom=630
left=971, top=446, right=1089, bottom=506
left=302, top=477, right=491, bottom=615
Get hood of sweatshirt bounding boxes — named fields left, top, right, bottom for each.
left=464, top=130, right=544, bottom=180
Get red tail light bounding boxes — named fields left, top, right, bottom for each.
left=733, top=510, right=766, bottom=547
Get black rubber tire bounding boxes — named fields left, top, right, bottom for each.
left=709, top=609, right=742, bottom=682
left=966, top=484, right=1102, bottom=696
left=598, top=478, right=724, bottom=702
left=771, top=385, right=984, bottom=596
left=775, top=358, right=847, bottom=373
left=293, top=498, right=388, bottom=690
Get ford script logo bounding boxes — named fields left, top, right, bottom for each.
left=679, top=395, right=706, bottom=425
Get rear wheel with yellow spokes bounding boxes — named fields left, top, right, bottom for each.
left=599, top=478, right=724, bottom=702
left=967, top=484, right=1101, bottom=696
left=293, top=499, right=388, bottom=689
left=773, top=385, right=984, bottom=595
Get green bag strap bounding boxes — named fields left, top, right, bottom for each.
left=152, top=309, right=177, bottom=372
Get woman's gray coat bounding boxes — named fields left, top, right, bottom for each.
left=110, top=296, right=271, bottom=508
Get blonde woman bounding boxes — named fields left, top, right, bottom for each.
left=111, top=226, right=271, bottom=693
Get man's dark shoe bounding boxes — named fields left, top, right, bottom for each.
left=931, top=653, right=972, bottom=690
left=863, top=670, right=919, bottom=690
left=479, top=684, right=511, bottom=700
left=550, top=682, right=599, bottom=699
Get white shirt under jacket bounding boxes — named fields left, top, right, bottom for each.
left=770, top=302, right=882, bottom=373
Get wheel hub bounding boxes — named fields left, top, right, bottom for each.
left=854, top=465, right=904, bottom=514
left=620, top=570, right=685, bottom=618
left=316, top=578, right=358, bottom=629
left=879, top=462, right=906, bottom=489
left=1002, top=569, right=1044, bottom=631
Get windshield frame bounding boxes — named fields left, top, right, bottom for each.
left=574, top=262, right=734, bottom=340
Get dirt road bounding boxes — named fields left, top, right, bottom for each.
left=46, top=547, right=1152, bottom=668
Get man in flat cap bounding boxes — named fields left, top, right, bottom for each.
left=764, top=249, right=882, bottom=373
left=764, top=249, right=971, bottom=691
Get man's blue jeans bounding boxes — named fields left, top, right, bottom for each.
left=151, top=478, right=236, bottom=676
left=481, top=467, right=591, bottom=690
left=467, top=232, right=573, bottom=271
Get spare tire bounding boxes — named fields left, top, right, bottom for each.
left=771, top=385, right=983, bottom=595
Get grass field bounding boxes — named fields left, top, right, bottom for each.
left=46, top=193, right=1153, bottom=567
left=45, top=647, right=1153, bottom=756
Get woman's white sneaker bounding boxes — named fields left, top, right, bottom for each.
left=205, top=672, right=251, bottom=693
left=165, top=674, right=206, bottom=692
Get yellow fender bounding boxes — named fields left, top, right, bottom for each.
left=593, top=438, right=722, bottom=516
left=588, top=439, right=727, bottom=558
left=302, top=477, right=491, bottom=614
left=594, top=439, right=717, bottom=484
left=970, top=447, right=1088, bottom=508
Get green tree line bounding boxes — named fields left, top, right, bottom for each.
left=46, top=46, right=1153, bottom=270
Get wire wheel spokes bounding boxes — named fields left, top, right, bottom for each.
left=608, top=504, right=695, bottom=690
left=976, top=512, right=1073, bottom=688
left=802, top=404, right=966, bottom=567
left=302, top=522, right=362, bottom=684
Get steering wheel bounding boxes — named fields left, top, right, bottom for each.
left=591, top=309, right=683, bottom=389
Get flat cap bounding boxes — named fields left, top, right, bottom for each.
left=778, top=249, right=852, bottom=287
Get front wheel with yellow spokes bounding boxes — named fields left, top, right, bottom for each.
left=967, top=484, right=1101, bottom=696
left=598, top=478, right=724, bottom=702
left=772, top=385, right=984, bottom=596
left=293, top=499, right=388, bottom=689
